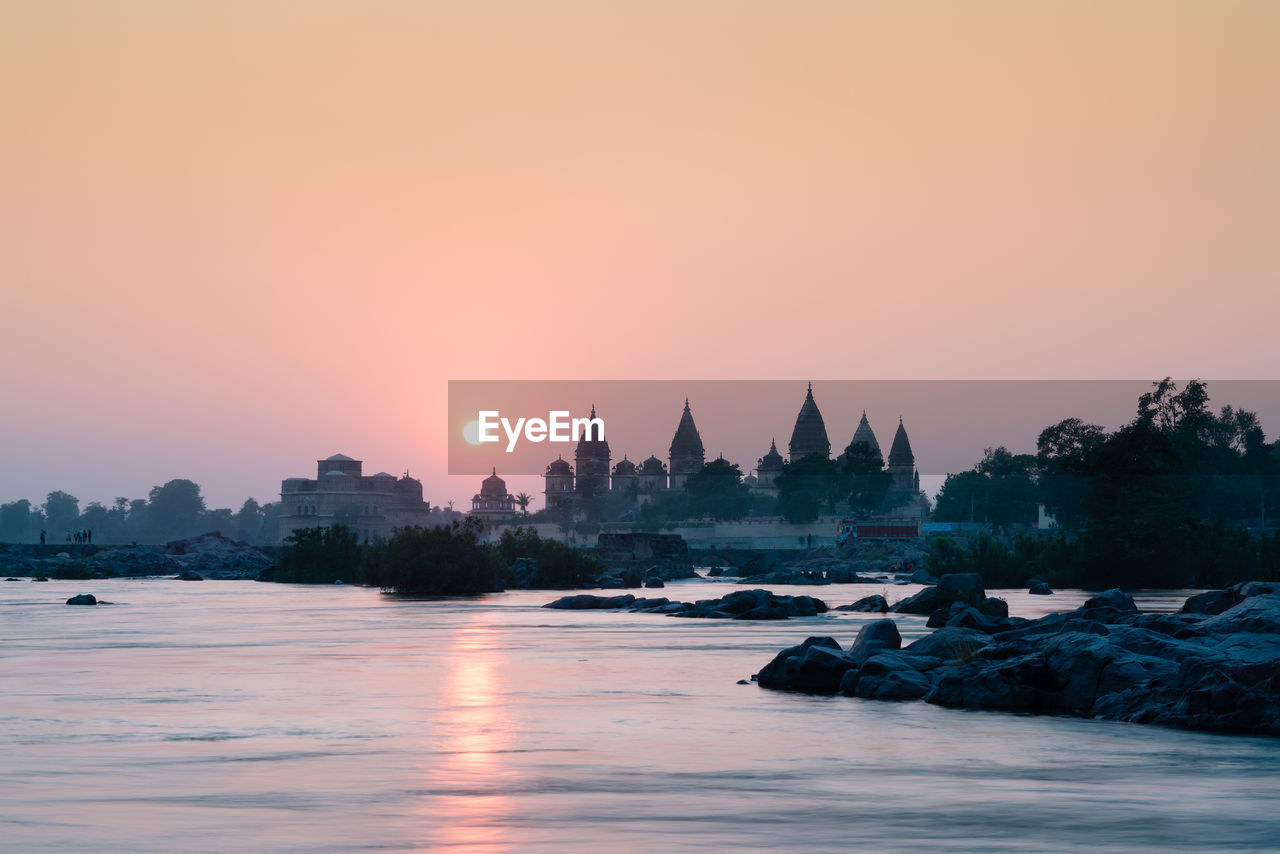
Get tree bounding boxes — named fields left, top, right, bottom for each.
left=365, top=519, right=507, bottom=595
left=146, top=479, right=206, bottom=541
left=235, top=499, right=264, bottom=543
left=0, top=499, right=39, bottom=543
left=933, top=470, right=989, bottom=523
left=684, top=458, right=752, bottom=520
left=775, top=454, right=839, bottom=523
left=1037, top=418, right=1108, bottom=530
left=514, top=492, right=533, bottom=515
left=838, top=441, right=891, bottom=516
left=275, top=524, right=362, bottom=584
left=44, top=491, right=80, bottom=535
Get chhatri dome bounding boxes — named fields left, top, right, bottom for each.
left=788, top=382, right=831, bottom=461
left=757, top=438, right=784, bottom=473
left=849, top=410, right=881, bottom=457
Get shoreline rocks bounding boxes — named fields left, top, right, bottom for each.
left=755, top=582, right=1280, bottom=736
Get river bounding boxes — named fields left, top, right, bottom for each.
left=3, top=578, right=1278, bottom=852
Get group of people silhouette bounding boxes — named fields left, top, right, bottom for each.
left=37, top=529, right=92, bottom=545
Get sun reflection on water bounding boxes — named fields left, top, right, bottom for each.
left=425, top=618, right=514, bottom=852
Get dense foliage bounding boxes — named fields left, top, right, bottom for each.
left=493, top=525, right=603, bottom=588
left=271, top=521, right=603, bottom=594
left=928, top=379, right=1280, bottom=588
left=365, top=520, right=508, bottom=595
left=273, top=524, right=362, bottom=584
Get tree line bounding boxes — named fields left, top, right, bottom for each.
left=0, top=479, right=280, bottom=546
left=929, top=379, right=1280, bottom=588
left=269, top=520, right=602, bottom=594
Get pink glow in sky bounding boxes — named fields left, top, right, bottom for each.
left=1, top=1, right=1278, bottom=510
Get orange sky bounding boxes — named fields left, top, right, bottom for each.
left=1, top=1, right=1278, bottom=509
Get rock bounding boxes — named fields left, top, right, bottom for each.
left=66, top=593, right=97, bottom=605
left=176, top=570, right=204, bottom=581
left=834, top=594, right=888, bottom=613
left=1083, top=588, right=1137, bottom=613
left=936, top=573, right=986, bottom=609
left=848, top=619, right=902, bottom=665
left=707, top=566, right=724, bottom=578
left=756, top=636, right=855, bottom=694
left=981, top=597, right=1009, bottom=618
left=891, top=587, right=938, bottom=614
left=160, top=532, right=273, bottom=580
left=909, top=568, right=937, bottom=585
left=56, top=552, right=71, bottom=559
left=33, top=576, right=48, bottom=582
left=903, top=627, right=992, bottom=662
left=542, top=594, right=637, bottom=610
left=758, top=577, right=1280, bottom=736
left=644, top=577, right=665, bottom=588
left=738, top=552, right=787, bottom=577
left=1028, top=581, right=1054, bottom=595
left=1180, top=589, right=1238, bottom=615
left=850, top=653, right=933, bottom=700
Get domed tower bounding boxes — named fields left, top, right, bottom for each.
left=544, top=456, right=575, bottom=509
left=637, top=454, right=668, bottom=503
left=849, top=411, right=881, bottom=457
left=755, top=438, right=784, bottom=496
left=788, top=382, right=831, bottom=462
left=611, top=456, right=637, bottom=495
left=573, top=404, right=611, bottom=498
left=668, top=398, right=705, bottom=490
left=887, top=417, right=919, bottom=490
left=471, top=468, right=516, bottom=521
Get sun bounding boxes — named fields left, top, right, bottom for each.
left=462, top=420, right=481, bottom=445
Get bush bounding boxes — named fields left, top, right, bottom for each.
left=49, top=561, right=91, bottom=580
left=365, top=520, right=507, bottom=596
left=274, top=525, right=362, bottom=584
left=494, top=526, right=602, bottom=589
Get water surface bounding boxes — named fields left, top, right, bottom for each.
left=3, top=579, right=1278, bottom=853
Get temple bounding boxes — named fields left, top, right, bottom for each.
left=470, top=469, right=517, bottom=522
left=788, top=382, right=831, bottom=461
left=534, top=385, right=924, bottom=515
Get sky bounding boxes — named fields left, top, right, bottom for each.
left=1, top=1, right=1278, bottom=511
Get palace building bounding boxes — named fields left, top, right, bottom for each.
left=279, top=453, right=433, bottom=543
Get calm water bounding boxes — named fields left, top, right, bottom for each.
left=3, top=579, right=1279, bottom=853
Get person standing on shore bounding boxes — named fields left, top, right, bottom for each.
left=39, top=529, right=46, bottom=545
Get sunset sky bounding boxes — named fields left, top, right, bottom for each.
left=2, top=1, right=1277, bottom=510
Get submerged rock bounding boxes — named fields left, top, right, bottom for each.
left=1028, top=581, right=1054, bottom=595
left=66, top=593, right=97, bottom=606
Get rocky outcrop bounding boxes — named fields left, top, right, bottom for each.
left=755, top=584, right=1280, bottom=736
left=834, top=594, right=888, bottom=613
left=543, top=588, right=827, bottom=620
left=66, top=593, right=97, bottom=605
left=1028, top=581, right=1054, bottom=595
left=163, top=533, right=273, bottom=579
left=892, top=572, right=988, bottom=615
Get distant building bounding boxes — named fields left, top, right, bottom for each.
left=279, top=453, right=433, bottom=543
left=887, top=417, right=920, bottom=491
left=668, top=398, right=706, bottom=490
left=788, top=382, right=831, bottom=461
left=574, top=405, right=611, bottom=497
left=470, top=469, right=517, bottom=523
left=754, top=438, right=785, bottom=497
left=544, top=456, right=575, bottom=510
